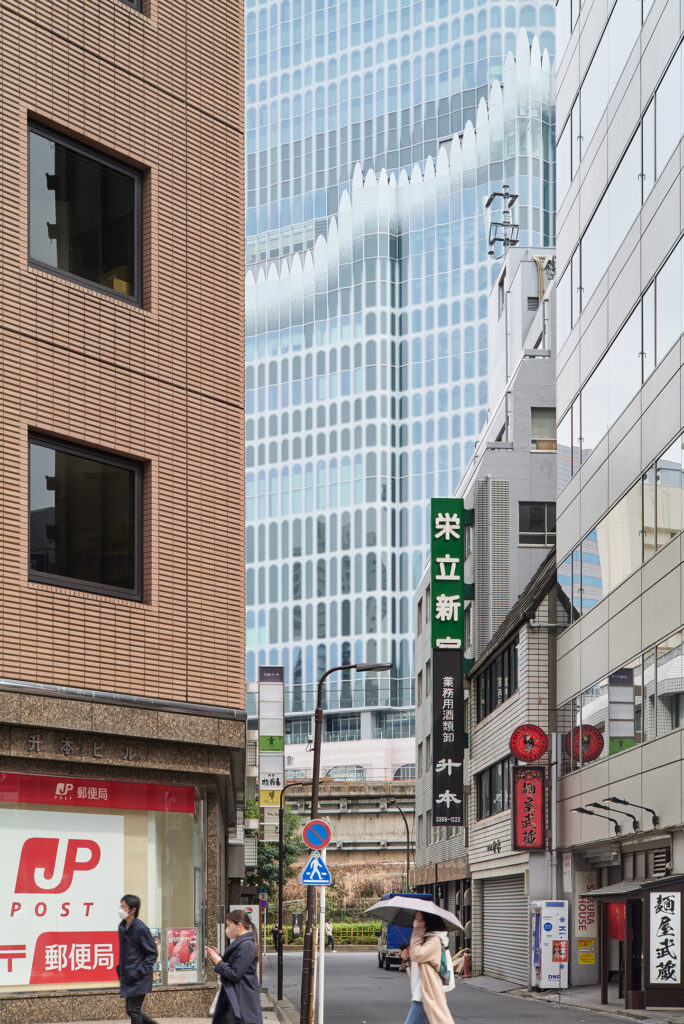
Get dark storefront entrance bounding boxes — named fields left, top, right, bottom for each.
left=587, top=875, right=684, bottom=1009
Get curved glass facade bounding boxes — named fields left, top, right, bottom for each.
left=245, top=3, right=556, bottom=733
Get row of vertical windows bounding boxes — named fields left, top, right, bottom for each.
left=557, top=41, right=684, bottom=347
left=558, top=233, right=684, bottom=488
left=476, top=756, right=512, bottom=819
left=476, top=640, right=519, bottom=722
left=558, top=431, right=684, bottom=618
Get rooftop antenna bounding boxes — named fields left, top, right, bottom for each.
left=484, top=184, right=519, bottom=258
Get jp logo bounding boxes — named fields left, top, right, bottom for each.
left=15, top=838, right=101, bottom=894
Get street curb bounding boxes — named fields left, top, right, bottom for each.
left=272, top=993, right=299, bottom=1024
left=519, top=988, right=682, bottom=1023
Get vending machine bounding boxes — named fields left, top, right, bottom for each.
left=530, top=900, right=569, bottom=989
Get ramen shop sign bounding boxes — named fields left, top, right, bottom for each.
left=512, top=765, right=546, bottom=850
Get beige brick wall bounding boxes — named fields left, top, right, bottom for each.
left=0, top=0, right=245, bottom=708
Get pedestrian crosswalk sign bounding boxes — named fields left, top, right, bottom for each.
left=301, top=852, right=332, bottom=886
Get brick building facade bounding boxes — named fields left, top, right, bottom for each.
left=0, top=1, right=244, bottom=1019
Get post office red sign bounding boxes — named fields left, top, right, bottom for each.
left=512, top=765, right=545, bottom=851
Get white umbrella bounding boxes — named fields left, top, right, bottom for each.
left=364, top=895, right=463, bottom=931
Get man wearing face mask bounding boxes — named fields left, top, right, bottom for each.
left=117, top=894, right=160, bottom=1024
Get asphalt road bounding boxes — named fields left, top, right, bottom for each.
left=262, top=951, right=619, bottom=1024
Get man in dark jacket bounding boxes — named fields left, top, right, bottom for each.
left=117, top=894, right=159, bottom=1024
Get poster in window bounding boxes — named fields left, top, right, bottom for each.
left=650, top=892, right=681, bottom=984
left=511, top=765, right=545, bottom=850
left=150, top=928, right=163, bottom=986
left=167, top=928, right=198, bottom=984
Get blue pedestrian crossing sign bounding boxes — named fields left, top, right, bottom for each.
left=301, top=852, right=332, bottom=886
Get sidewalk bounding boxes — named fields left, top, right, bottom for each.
left=523, top=982, right=684, bottom=1024
left=45, top=991, right=280, bottom=1024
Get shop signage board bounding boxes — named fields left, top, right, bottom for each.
left=0, top=771, right=194, bottom=813
left=432, top=647, right=464, bottom=826
left=577, top=938, right=595, bottom=965
left=575, top=871, right=598, bottom=939
left=538, top=901, right=569, bottom=988
left=608, top=666, right=635, bottom=754
left=509, top=724, right=548, bottom=762
left=650, top=891, right=681, bottom=984
left=511, top=765, right=545, bottom=850
left=562, top=852, right=573, bottom=894
left=429, top=499, right=471, bottom=828
left=1, top=808, right=124, bottom=987
left=258, top=666, right=284, bottom=842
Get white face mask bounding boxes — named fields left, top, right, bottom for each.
left=118, top=908, right=130, bottom=920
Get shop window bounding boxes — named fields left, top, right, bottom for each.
left=519, top=502, right=556, bottom=545
left=531, top=407, right=557, bottom=451
left=1, top=773, right=206, bottom=993
left=29, top=435, right=143, bottom=600
left=29, top=124, right=142, bottom=303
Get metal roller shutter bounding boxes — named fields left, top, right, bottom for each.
left=447, top=882, right=458, bottom=953
left=482, top=874, right=528, bottom=984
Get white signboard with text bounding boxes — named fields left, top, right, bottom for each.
left=650, top=891, right=681, bottom=984
left=1, top=809, right=124, bottom=987
left=574, top=871, right=598, bottom=939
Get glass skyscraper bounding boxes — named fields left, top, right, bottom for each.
left=245, top=0, right=555, bottom=770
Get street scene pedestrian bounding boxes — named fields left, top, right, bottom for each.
left=325, top=920, right=335, bottom=952
left=206, top=909, right=263, bottom=1024
left=403, top=911, right=455, bottom=1024
left=116, top=895, right=159, bottom=1024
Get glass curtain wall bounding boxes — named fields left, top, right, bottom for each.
left=245, top=3, right=556, bottom=725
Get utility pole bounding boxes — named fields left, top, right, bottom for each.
left=299, top=661, right=392, bottom=1024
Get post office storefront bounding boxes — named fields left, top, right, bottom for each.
left=0, top=771, right=207, bottom=999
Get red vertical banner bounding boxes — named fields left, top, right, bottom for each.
left=511, top=765, right=546, bottom=850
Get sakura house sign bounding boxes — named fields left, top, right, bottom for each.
left=0, top=808, right=124, bottom=988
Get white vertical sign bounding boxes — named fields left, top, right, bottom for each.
left=650, top=891, right=681, bottom=984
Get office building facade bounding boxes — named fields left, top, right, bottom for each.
left=0, top=1, right=245, bottom=1019
left=245, top=1, right=556, bottom=769
left=555, top=0, right=684, bottom=1005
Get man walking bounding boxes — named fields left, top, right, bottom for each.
left=117, top=894, right=159, bottom=1024
left=325, top=920, right=335, bottom=952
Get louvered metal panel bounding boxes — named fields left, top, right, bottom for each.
left=482, top=874, right=528, bottom=984
left=473, top=478, right=510, bottom=659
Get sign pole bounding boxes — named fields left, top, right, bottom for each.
left=318, top=850, right=326, bottom=1024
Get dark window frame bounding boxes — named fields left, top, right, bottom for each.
left=476, top=756, right=512, bottom=819
left=28, top=122, right=143, bottom=305
left=476, top=636, right=519, bottom=721
left=519, top=501, right=556, bottom=545
left=28, top=433, right=144, bottom=601
left=119, top=0, right=143, bottom=10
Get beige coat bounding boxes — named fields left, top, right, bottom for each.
left=409, top=932, right=454, bottom=1024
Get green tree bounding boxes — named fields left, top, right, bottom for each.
left=245, top=799, right=306, bottom=901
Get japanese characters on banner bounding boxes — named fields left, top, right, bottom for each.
left=1, top=808, right=124, bottom=988
left=650, top=891, right=681, bottom=984
left=432, top=648, right=464, bottom=825
left=512, top=765, right=546, bottom=850
left=429, top=498, right=467, bottom=828
left=259, top=665, right=284, bottom=842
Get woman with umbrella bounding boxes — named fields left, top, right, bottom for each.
left=402, top=910, right=454, bottom=1024
left=365, top=896, right=459, bottom=1024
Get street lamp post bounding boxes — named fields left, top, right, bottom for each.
left=299, top=661, right=392, bottom=1024
left=389, top=797, right=412, bottom=892
left=276, top=778, right=330, bottom=1001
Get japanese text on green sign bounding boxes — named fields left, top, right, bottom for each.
left=430, top=498, right=466, bottom=650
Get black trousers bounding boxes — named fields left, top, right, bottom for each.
left=124, top=994, right=156, bottom=1024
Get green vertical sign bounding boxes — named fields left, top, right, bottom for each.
left=430, top=498, right=466, bottom=650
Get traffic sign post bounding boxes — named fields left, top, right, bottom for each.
left=302, top=818, right=332, bottom=850
left=301, top=851, right=332, bottom=886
